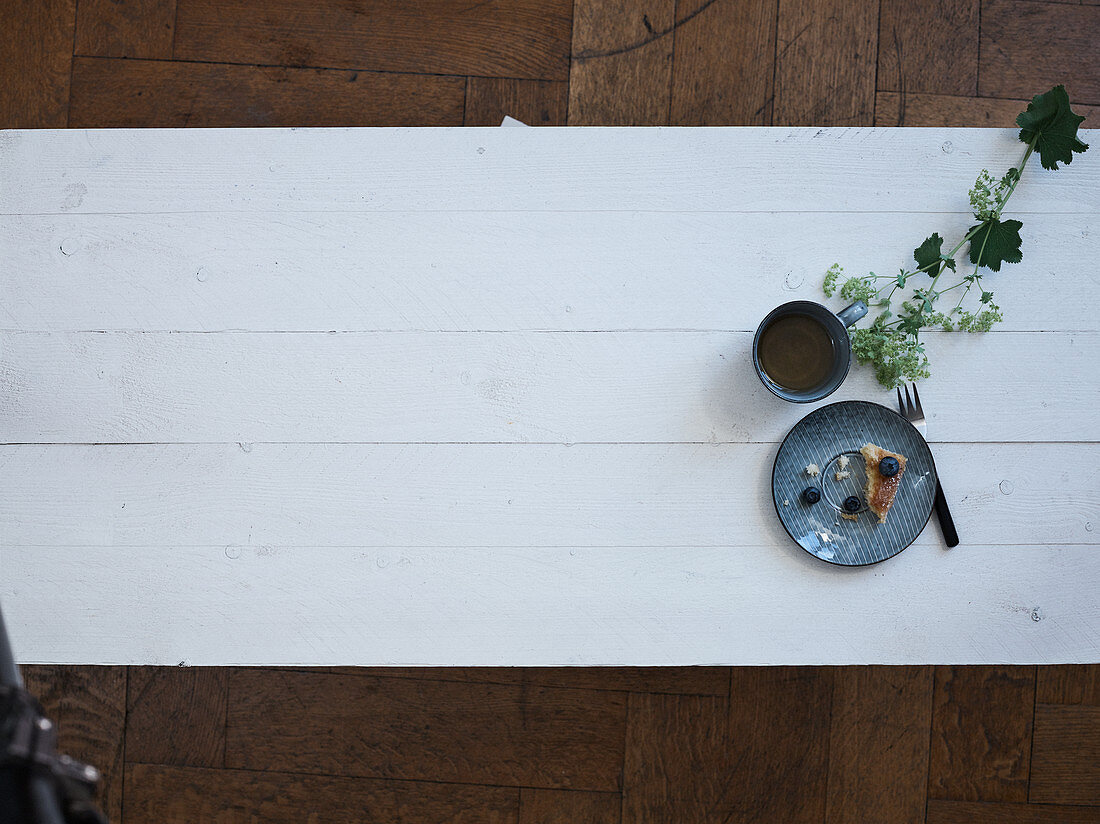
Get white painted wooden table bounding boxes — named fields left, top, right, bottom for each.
left=2, top=127, right=1098, bottom=666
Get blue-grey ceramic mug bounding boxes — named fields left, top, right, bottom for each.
left=752, top=300, right=868, bottom=402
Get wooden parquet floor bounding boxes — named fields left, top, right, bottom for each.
left=5, top=0, right=1100, bottom=820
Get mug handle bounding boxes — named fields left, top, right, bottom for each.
left=836, top=301, right=868, bottom=327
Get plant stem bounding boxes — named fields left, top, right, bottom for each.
left=925, top=138, right=1036, bottom=297
left=996, top=138, right=1038, bottom=218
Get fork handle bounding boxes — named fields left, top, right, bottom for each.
left=934, top=481, right=959, bottom=548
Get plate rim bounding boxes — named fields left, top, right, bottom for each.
left=770, top=399, right=938, bottom=566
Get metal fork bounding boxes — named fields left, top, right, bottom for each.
left=898, top=384, right=960, bottom=548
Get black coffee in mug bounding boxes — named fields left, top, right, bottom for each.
left=752, top=299, right=868, bottom=403
left=757, top=313, right=835, bottom=391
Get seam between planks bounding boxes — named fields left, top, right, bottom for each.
left=123, top=758, right=627, bottom=794
left=66, top=53, right=561, bottom=84
left=67, top=0, right=80, bottom=129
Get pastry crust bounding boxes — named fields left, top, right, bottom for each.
left=860, top=443, right=907, bottom=524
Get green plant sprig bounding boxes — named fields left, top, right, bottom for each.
left=822, top=85, right=1088, bottom=389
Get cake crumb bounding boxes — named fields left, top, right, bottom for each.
left=783, top=499, right=790, bottom=507
left=838, top=455, right=850, bottom=470
left=835, top=470, right=851, bottom=481
left=840, top=512, right=859, bottom=521
left=805, top=463, right=820, bottom=477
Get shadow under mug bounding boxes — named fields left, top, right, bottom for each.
left=752, top=300, right=868, bottom=402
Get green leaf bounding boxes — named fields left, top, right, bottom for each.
left=968, top=218, right=1023, bottom=272
left=913, top=233, right=945, bottom=275
left=898, top=309, right=926, bottom=336
left=1017, top=85, right=1089, bottom=170
left=980, top=290, right=994, bottom=304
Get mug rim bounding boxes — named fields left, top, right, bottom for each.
left=752, top=301, right=853, bottom=403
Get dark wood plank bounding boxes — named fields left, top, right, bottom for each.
left=568, top=0, right=675, bottom=125
left=1030, top=704, right=1100, bottom=805
left=1037, top=664, right=1100, bottom=705
left=928, top=799, right=1100, bottom=824
left=621, top=693, right=728, bottom=823
left=0, top=0, right=76, bottom=127
left=60, top=667, right=127, bottom=824
left=825, top=666, right=933, bottom=824
left=126, top=666, right=228, bottom=767
left=226, top=669, right=626, bottom=791
left=520, top=789, right=620, bottom=824
left=875, top=90, right=1100, bottom=125
left=723, top=667, right=831, bottom=824
left=525, top=667, right=729, bottom=696
left=877, top=0, right=979, bottom=96
left=670, top=0, right=777, bottom=125
left=124, top=763, right=520, bottom=824
left=20, top=664, right=65, bottom=724
left=75, top=0, right=175, bottom=59
left=464, top=78, right=568, bottom=125
left=286, top=666, right=731, bottom=695
left=174, top=0, right=572, bottom=81
left=69, top=57, right=465, bottom=127
left=773, top=0, right=879, bottom=125
left=928, top=665, right=1035, bottom=802
left=980, top=0, right=1100, bottom=103
left=17, top=667, right=124, bottom=820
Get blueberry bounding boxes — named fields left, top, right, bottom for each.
left=879, top=456, right=900, bottom=477
left=843, top=495, right=861, bottom=512
left=802, top=486, right=821, bottom=505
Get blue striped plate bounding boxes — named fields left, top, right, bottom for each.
left=772, top=400, right=938, bottom=565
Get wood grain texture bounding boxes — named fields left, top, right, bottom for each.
left=10, top=543, right=1100, bottom=664
left=980, top=0, right=1100, bottom=103
left=520, top=789, right=621, bottom=824
left=499, top=667, right=729, bottom=695
left=3, top=443, right=1096, bottom=550
left=58, top=667, right=127, bottom=823
left=0, top=0, right=76, bottom=127
left=875, top=91, right=1100, bottom=125
left=464, top=78, right=568, bottom=126
left=928, top=799, right=1100, bottom=824
left=928, top=666, right=1035, bottom=802
left=4, top=333, right=1099, bottom=445
left=225, top=669, right=626, bottom=790
left=825, top=666, right=933, bottom=824
left=19, top=664, right=65, bottom=729
left=19, top=666, right=123, bottom=817
left=9, top=544, right=1099, bottom=666
left=126, top=666, right=228, bottom=767
left=670, top=0, right=777, bottom=125
left=6, top=128, right=1097, bottom=215
left=69, top=57, right=465, bottom=127
left=124, top=763, right=521, bottom=824
left=622, top=693, right=728, bottom=822
left=1030, top=704, right=1100, bottom=804
left=1037, top=665, right=1100, bottom=704
left=174, top=0, right=571, bottom=80
left=773, top=0, right=879, bottom=125
left=7, top=211, right=1096, bottom=334
left=877, top=0, right=979, bottom=96
left=723, top=667, right=831, bottom=824
left=75, top=0, right=175, bottom=59
left=307, top=667, right=731, bottom=695
left=568, top=0, right=675, bottom=124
